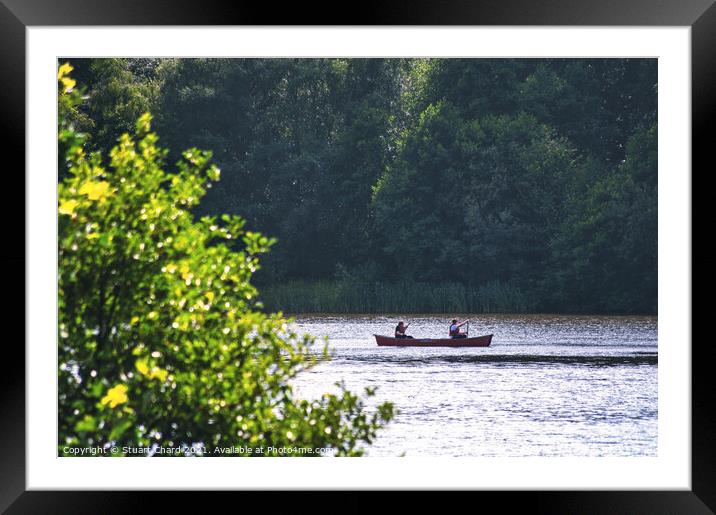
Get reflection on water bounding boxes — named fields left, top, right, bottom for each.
left=289, top=314, right=658, bottom=457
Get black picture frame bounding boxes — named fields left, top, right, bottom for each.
left=1, top=0, right=707, bottom=512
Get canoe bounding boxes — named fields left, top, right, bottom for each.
left=374, top=334, right=492, bottom=347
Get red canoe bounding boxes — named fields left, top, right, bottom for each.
left=374, top=334, right=493, bottom=347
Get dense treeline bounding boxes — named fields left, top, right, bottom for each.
left=65, top=58, right=657, bottom=314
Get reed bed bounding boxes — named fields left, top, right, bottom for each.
left=260, top=279, right=533, bottom=314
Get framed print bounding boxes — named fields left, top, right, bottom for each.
left=2, top=0, right=709, bottom=512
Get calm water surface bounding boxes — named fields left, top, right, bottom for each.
left=289, top=314, right=657, bottom=457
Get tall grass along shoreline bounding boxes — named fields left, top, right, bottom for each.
left=260, top=279, right=534, bottom=314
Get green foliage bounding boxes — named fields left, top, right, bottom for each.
left=261, top=279, right=532, bottom=314
left=70, top=58, right=161, bottom=153
left=58, top=62, right=90, bottom=179
left=69, top=57, right=658, bottom=314
left=372, top=103, right=577, bottom=290
left=150, top=58, right=405, bottom=281
left=548, top=124, right=657, bottom=313
left=58, top=66, right=394, bottom=456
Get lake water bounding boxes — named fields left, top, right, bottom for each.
left=288, top=314, right=658, bottom=457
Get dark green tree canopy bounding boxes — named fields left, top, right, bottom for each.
left=69, top=57, right=657, bottom=314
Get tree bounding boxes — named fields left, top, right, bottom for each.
left=151, top=58, right=407, bottom=282
left=372, top=102, right=577, bottom=293
left=549, top=124, right=657, bottom=313
left=68, top=58, right=160, bottom=153
left=58, top=64, right=394, bottom=456
left=69, top=57, right=658, bottom=314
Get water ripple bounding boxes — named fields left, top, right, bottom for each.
left=333, top=354, right=658, bottom=366
left=289, top=314, right=658, bottom=457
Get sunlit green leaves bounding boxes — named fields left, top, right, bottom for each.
left=59, top=199, right=79, bottom=216
left=101, top=385, right=129, bottom=408
left=78, top=180, right=110, bottom=201
left=58, top=68, right=394, bottom=457
left=58, top=62, right=76, bottom=93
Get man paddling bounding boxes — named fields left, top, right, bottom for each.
left=449, top=319, right=470, bottom=338
left=395, top=321, right=413, bottom=339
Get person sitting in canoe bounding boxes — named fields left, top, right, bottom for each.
left=395, top=321, right=413, bottom=339
left=449, top=319, right=469, bottom=338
